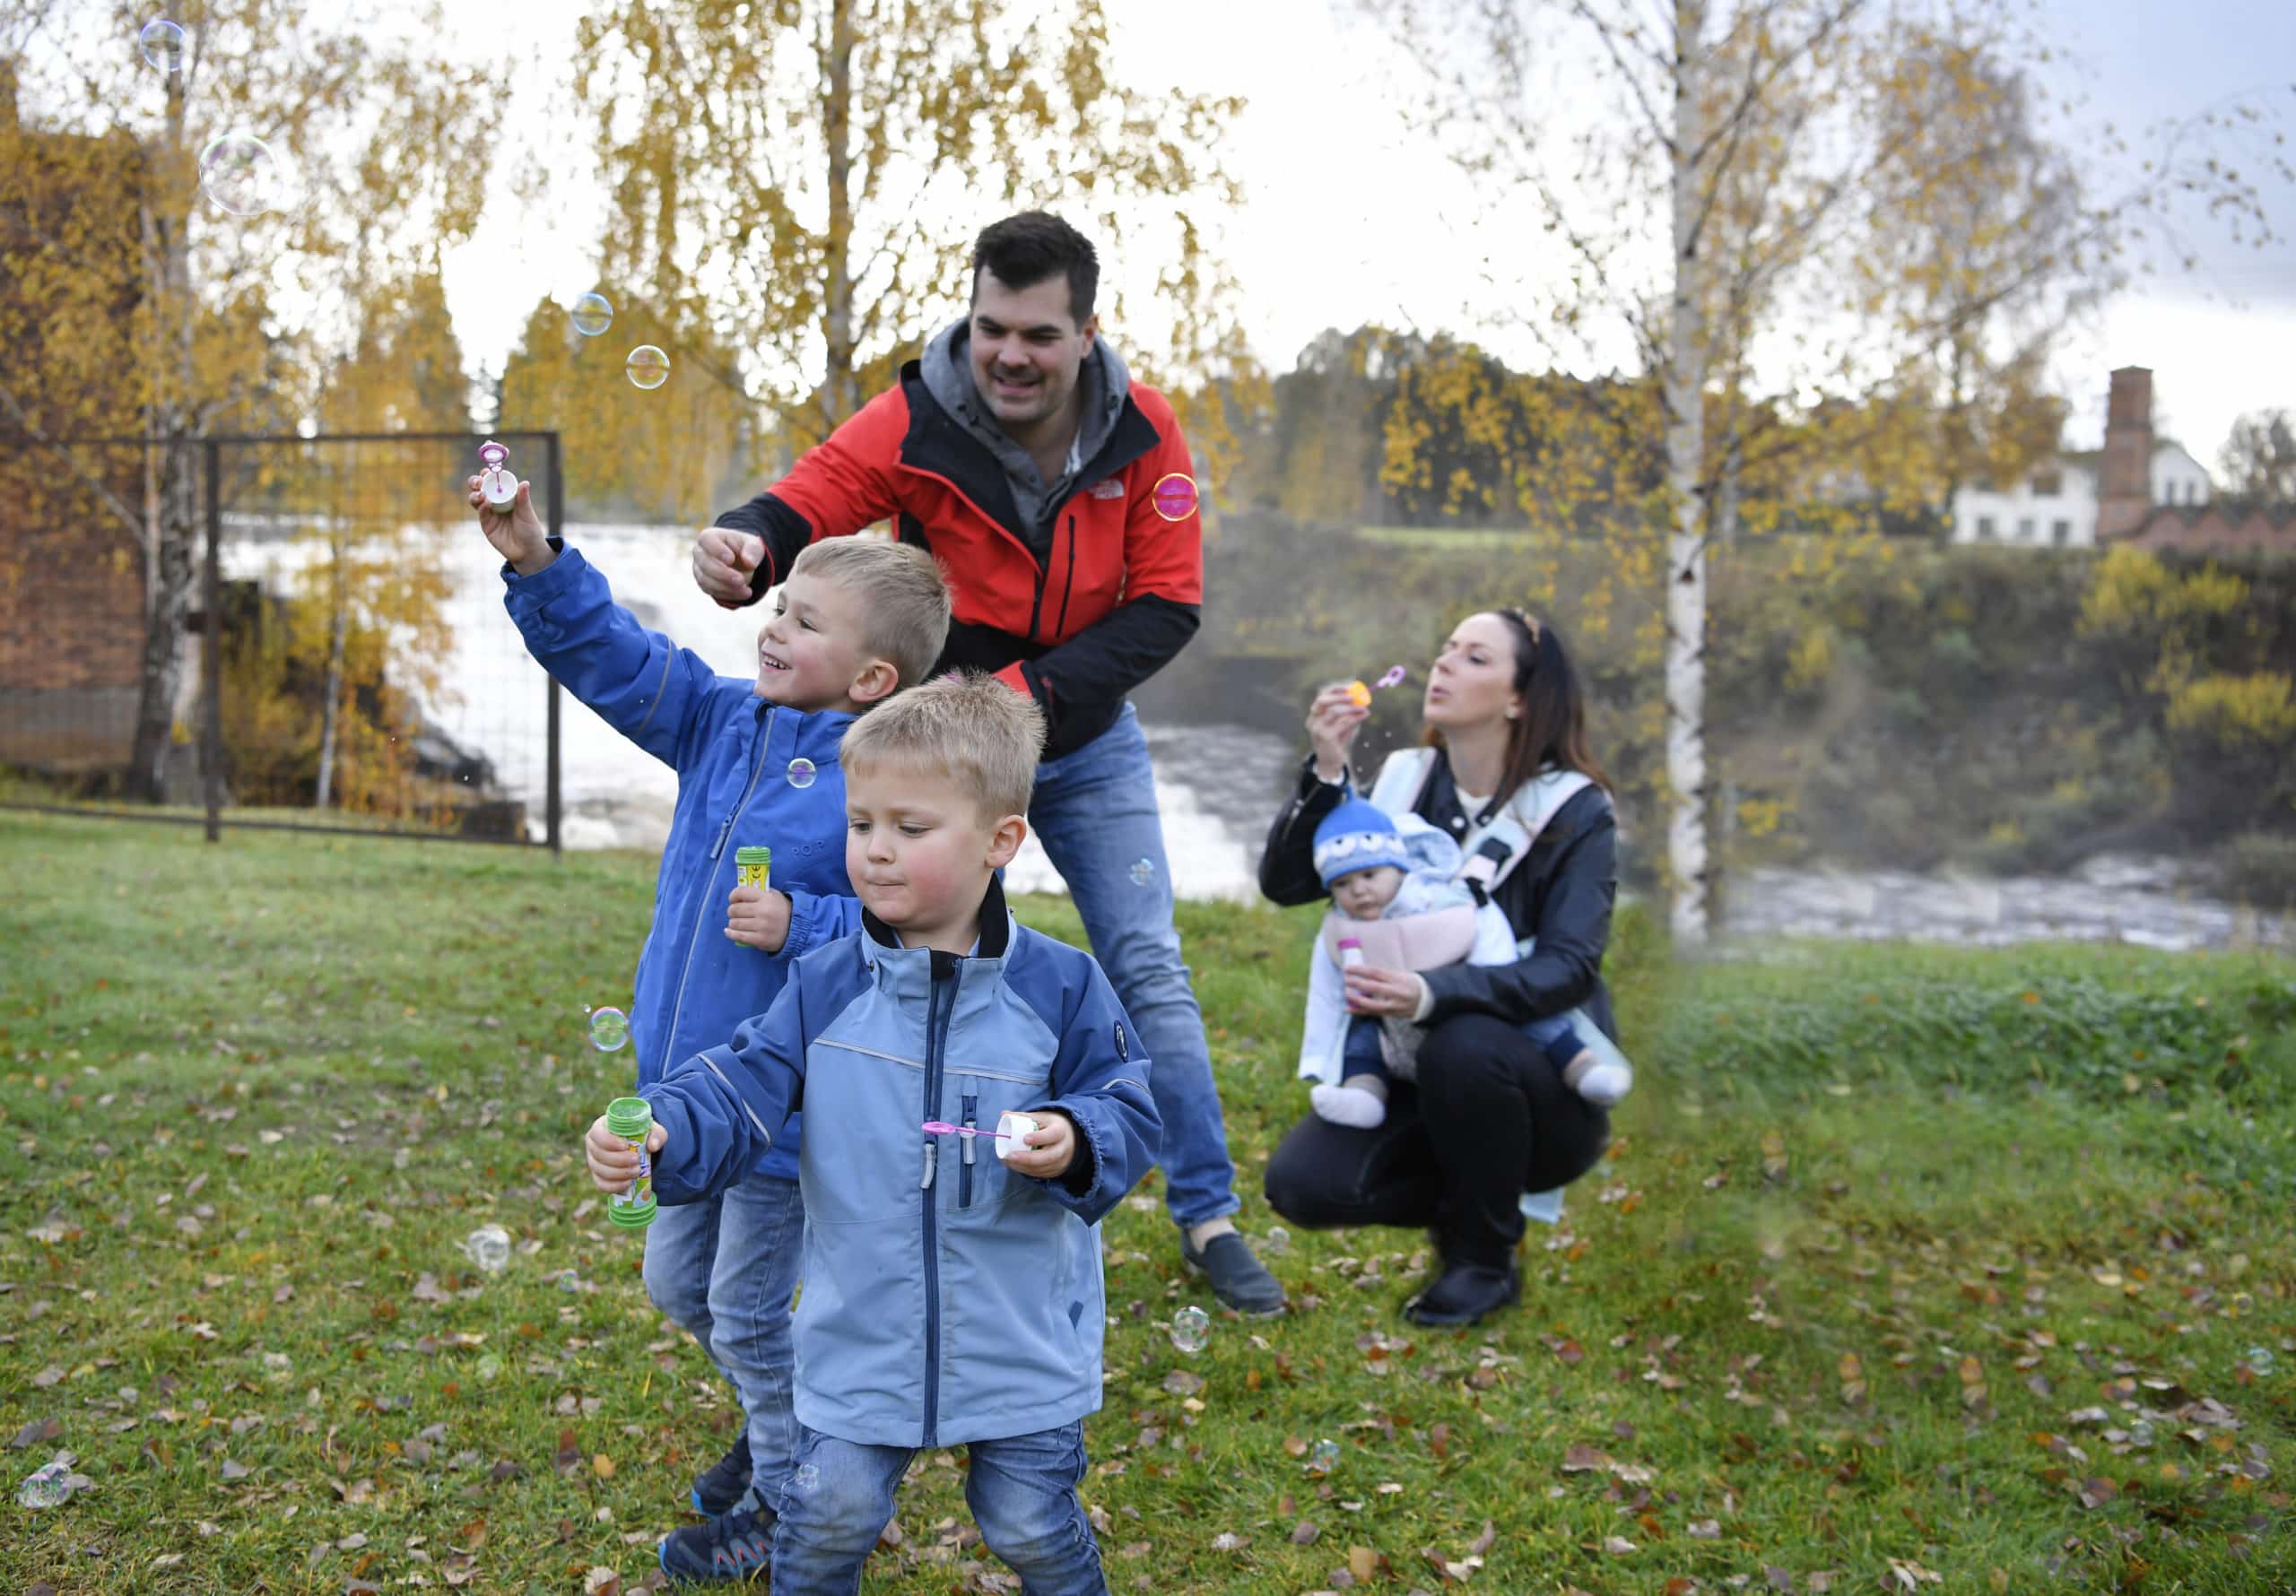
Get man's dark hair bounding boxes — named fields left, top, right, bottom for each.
left=970, top=212, right=1099, bottom=326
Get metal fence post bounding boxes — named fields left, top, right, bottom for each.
left=202, top=438, right=223, bottom=844
left=545, top=430, right=563, bottom=859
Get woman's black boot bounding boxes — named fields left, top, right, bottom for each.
left=1404, top=1258, right=1520, bottom=1326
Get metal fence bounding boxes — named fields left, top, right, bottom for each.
left=0, top=431, right=564, bottom=852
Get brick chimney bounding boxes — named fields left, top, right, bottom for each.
left=2097, top=366, right=2154, bottom=541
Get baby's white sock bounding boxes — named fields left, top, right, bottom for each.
left=1311, top=1076, right=1389, bottom=1129
left=1565, top=1051, right=1633, bottom=1107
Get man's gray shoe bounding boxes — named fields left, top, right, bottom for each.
left=1180, top=1231, right=1287, bottom=1317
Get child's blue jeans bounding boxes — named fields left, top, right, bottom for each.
left=769, top=1419, right=1105, bottom=1595
left=640, top=1173, right=804, bottom=1513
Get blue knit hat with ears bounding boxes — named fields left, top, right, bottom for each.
left=1312, top=798, right=1413, bottom=888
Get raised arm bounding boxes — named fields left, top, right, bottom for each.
left=695, top=388, right=908, bottom=609
left=1259, top=683, right=1374, bottom=906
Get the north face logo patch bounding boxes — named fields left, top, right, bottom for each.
left=1091, top=480, right=1126, bottom=500
left=1115, top=1021, right=1128, bottom=1060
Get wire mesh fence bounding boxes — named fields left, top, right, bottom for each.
left=0, top=431, right=563, bottom=849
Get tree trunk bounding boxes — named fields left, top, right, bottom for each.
left=126, top=69, right=197, bottom=803
left=820, top=0, right=858, bottom=433
left=314, top=538, right=349, bottom=810
left=1664, top=0, right=1712, bottom=946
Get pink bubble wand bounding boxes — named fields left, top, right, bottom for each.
left=1344, top=664, right=1408, bottom=707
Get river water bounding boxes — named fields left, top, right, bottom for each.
left=220, top=521, right=2292, bottom=952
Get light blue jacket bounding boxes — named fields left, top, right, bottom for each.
left=502, top=542, right=864, bottom=1182
left=640, top=880, right=1162, bottom=1448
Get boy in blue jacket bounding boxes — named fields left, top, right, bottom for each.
left=584, top=676, right=1161, bottom=1596
left=472, top=473, right=951, bottom=1581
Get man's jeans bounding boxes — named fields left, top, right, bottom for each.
left=640, top=1173, right=804, bottom=1513
left=769, top=1421, right=1104, bottom=1596
left=1029, top=701, right=1239, bottom=1230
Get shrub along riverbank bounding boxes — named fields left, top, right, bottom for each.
left=1154, top=515, right=2296, bottom=903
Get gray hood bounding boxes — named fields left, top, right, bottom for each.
left=920, top=317, right=1130, bottom=551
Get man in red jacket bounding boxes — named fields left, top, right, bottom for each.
left=691, top=212, right=1284, bottom=1318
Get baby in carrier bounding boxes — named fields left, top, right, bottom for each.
left=1299, top=797, right=1632, bottom=1128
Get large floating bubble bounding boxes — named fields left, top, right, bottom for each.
left=626, top=345, right=670, bottom=390
left=1170, top=1305, right=1210, bottom=1354
left=139, top=19, right=186, bottom=72
left=570, top=292, right=613, bottom=336
left=198, top=132, right=284, bottom=217
left=588, top=1006, right=631, bottom=1051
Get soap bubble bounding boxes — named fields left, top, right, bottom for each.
left=16, top=1461, right=72, bottom=1509
left=1306, top=1438, right=1340, bottom=1475
left=791, top=1462, right=820, bottom=1493
left=570, top=291, right=613, bottom=336
left=2128, top=1420, right=2153, bottom=1445
left=139, top=18, right=186, bottom=72
left=474, top=1354, right=503, bottom=1383
left=462, top=1224, right=510, bottom=1273
left=589, top=1006, right=631, bottom=1052
left=1128, top=858, right=1155, bottom=887
left=786, top=757, right=817, bottom=790
left=1258, top=1226, right=1291, bottom=1257
left=198, top=132, right=284, bottom=217
left=2247, top=1345, right=2276, bottom=1375
left=1170, top=1305, right=1210, bottom=1355
left=626, top=344, right=670, bottom=390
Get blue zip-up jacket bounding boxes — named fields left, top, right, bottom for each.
left=502, top=542, right=864, bottom=1182
left=640, top=879, right=1161, bottom=1448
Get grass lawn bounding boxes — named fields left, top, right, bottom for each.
left=2, top=812, right=2291, bottom=1595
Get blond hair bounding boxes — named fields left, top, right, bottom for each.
left=787, top=538, right=952, bottom=690
left=839, top=673, right=1046, bottom=820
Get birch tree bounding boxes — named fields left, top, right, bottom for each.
left=1360, top=0, right=2285, bottom=943
left=570, top=0, right=1257, bottom=470
left=0, top=0, right=501, bottom=801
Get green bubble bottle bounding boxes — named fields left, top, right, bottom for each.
left=605, top=1096, right=657, bottom=1230
left=735, top=846, right=771, bottom=892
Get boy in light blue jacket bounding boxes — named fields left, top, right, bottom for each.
left=585, top=676, right=1161, bottom=1596
left=473, top=473, right=950, bottom=1579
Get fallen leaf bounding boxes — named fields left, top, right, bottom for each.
left=1561, top=1444, right=1611, bottom=1473
left=1468, top=1521, right=1496, bottom=1556
left=583, top=1569, right=622, bottom=1596
left=1292, top=1521, right=1322, bottom=1545
left=1211, top=1531, right=1249, bottom=1552
left=592, top=1453, right=615, bottom=1480
left=1602, top=1535, right=1638, bottom=1555
left=1349, top=1546, right=1380, bottom=1581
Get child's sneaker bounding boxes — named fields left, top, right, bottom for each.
left=690, top=1434, right=752, bottom=1518
left=659, top=1505, right=773, bottom=1583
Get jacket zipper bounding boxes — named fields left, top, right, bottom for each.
left=919, top=953, right=958, bottom=1446
left=1053, top=515, right=1077, bottom=638
left=659, top=706, right=778, bottom=1074
left=959, top=1091, right=977, bottom=1208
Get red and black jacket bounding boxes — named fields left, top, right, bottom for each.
left=714, top=360, right=1204, bottom=758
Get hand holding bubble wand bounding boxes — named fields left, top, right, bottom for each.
left=477, top=439, right=518, bottom=510
left=1344, top=664, right=1408, bottom=708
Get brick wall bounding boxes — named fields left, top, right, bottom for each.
left=0, top=493, right=151, bottom=771
left=2126, top=506, right=2296, bottom=555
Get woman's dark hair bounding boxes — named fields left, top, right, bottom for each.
left=1423, top=608, right=1613, bottom=799
left=970, top=211, right=1099, bottom=326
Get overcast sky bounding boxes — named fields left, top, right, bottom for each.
left=438, top=0, right=2296, bottom=471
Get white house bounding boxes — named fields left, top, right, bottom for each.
left=1950, top=439, right=2212, bottom=549
left=1950, top=460, right=2100, bottom=548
